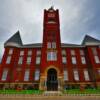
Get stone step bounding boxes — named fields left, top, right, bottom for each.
left=43, top=91, right=62, bottom=96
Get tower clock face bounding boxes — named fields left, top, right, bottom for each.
left=48, top=13, right=55, bottom=17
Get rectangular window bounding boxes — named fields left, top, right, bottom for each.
left=28, top=50, right=32, bottom=56
left=72, top=57, right=77, bottom=64
left=9, top=48, right=13, bottom=55
left=94, top=56, right=100, bottom=63
left=52, top=42, right=56, bottom=49
left=6, top=56, right=11, bottom=64
left=36, top=50, right=41, bottom=56
left=24, top=69, right=30, bottom=81
left=62, top=57, right=67, bottom=64
left=80, top=50, right=84, bottom=55
left=73, top=69, right=79, bottom=81
left=81, top=57, right=86, bottom=64
left=62, top=50, right=66, bottom=56
left=36, top=57, right=41, bottom=64
left=47, top=51, right=57, bottom=61
left=47, top=42, right=51, bottom=49
left=92, top=47, right=97, bottom=55
left=64, top=70, right=68, bottom=81
left=34, top=69, right=40, bottom=81
left=18, top=57, right=23, bottom=64
left=20, top=50, right=24, bottom=56
left=27, top=57, right=31, bottom=64
left=84, top=69, right=90, bottom=81
left=98, top=69, right=100, bottom=75
left=71, top=50, right=75, bottom=55
left=1, top=69, right=8, bottom=81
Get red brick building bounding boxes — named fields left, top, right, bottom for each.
left=0, top=7, right=100, bottom=91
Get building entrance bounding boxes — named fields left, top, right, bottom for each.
left=47, top=68, right=58, bottom=91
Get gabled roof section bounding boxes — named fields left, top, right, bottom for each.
left=4, top=31, right=23, bottom=47
left=82, top=35, right=100, bottom=45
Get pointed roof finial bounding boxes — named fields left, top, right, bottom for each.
left=48, top=6, right=54, bottom=12
left=51, top=5, right=54, bottom=9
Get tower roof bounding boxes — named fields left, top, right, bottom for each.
left=82, top=35, right=100, bottom=45
left=48, top=6, right=55, bottom=12
left=4, top=31, right=23, bottom=47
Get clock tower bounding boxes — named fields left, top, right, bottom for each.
left=40, top=7, right=63, bottom=91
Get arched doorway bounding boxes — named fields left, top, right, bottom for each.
left=47, top=68, right=58, bottom=91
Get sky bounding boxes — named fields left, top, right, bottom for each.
left=0, top=0, right=100, bottom=61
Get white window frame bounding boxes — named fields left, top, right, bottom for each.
left=28, top=50, right=32, bottom=56
left=1, top=69, right=8, bottom=81
left=84, top=69, right=90, bottom=81
left=20, top=50, right=24, bottom=56
left=52, top=42, right=56, bottom=49
left=9, top=48, right=13, bottom=55
left=64, top=70, right=68, bottom=81
left=47, top=51, right=57, bottom=61
left=62, top=57, right=67, bottom=64
left=73, top=70, right=79, bottom=81
left=72, top=57, right=77, bottom=64
left=34, top=69, right=40, bottom=81
left=94, top=56, right=100, bottom=64
left=24, top=69, right=30, bottom=81
left=62, top=50, right=66, bottom=56
left=98, top=69, right=100, bottom=75
left=81, top=56, right=86, bottom=64
left=80, top=50, right=84, bottom=55
left=92, top=47, right=97, bottom=55
left=36, top=50, right=41, bottom=56
left=36, top=57, right=41, bottom=64
left=18, top=57, right=23, bottom=64
left=71, top=50, right=75, bottom=55
left=47, top=42, right=51, bottom=49
left=6, top=56, right=11, bottom=64
left=27, top=57, right=31, bottom=64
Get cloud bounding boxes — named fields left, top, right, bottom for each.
left=0, top=0, right=100, bottom=59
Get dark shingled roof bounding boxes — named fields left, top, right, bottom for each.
left=4, top=31, right=23, bottom=45
left=4, top=32, right=100, bottom=48
left=82, top=35, right=100, bottom=45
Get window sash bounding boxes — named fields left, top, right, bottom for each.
left=80, top=50, right=84, bottom=55
left=72, top=57, right=77, bottom=64
left=1, top=69, right=8, bottom=81
left=20, top=51, right=24, bottom=56
left=62, top=57, right=67, bottom=64
left=6, top=56, right=11, bottom=64
left=27, top=57, right=31, bottom=64
left=92, top=48, right=97, bottom=55
left=81, top=57, right=86, bottom=64
left=64, top=70, right=68, bottom=81
left=36, top=50, right=41, bottom=55
left=84, top=69, right=90, bottom=81
left=47, top=42, right=51, bottom=49
left=52, top=42, right=56, bottom=49
left=62, top=50, right=66, bottom=56
left=71, top=50, right=75, bottom=55
left=47, top=52, right=57, bottom=61
left=24, top=69, right=30, bottom=81
left=18, top=57, right=23, bottom=64
left=28, top=50, right=32, bottom=56
left=9, top=49, right=13, bottom=55
left=36, top=57, right=41, bottom=64
left=34, top=70, right=40, bottom=81
left=73, top=70, right=79, bottom=81
left=94, top=56, right=100, bottom=63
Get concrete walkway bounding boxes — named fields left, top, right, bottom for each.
left=0, top=95, right=100, bottom=100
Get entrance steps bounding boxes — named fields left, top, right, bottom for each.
left=43, top=91, right=62, bottom=96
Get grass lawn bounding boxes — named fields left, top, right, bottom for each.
left=63, top=89, right=100, bottom=94
left=0, top=90, right=43, bottom=94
